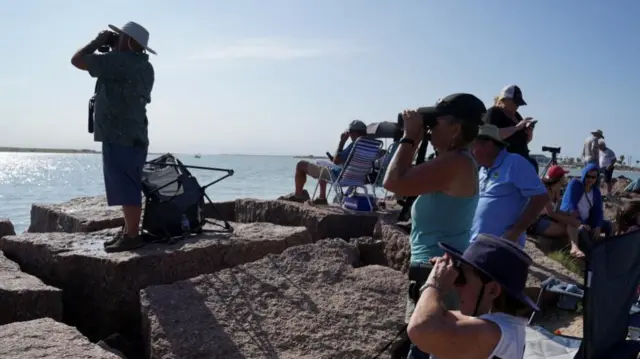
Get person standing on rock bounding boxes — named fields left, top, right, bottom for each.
left=71, top=22, right=155, bottom=252
left=470, top=125, right=549, bottom=248
left=483, top=85, right=538, bottom=173
left=383, top=93, right=486, bottom=359
left=407, top=234, right=538, bottom=359
left=598, top=140, right=617, bottom=197
left=582, top=129, right=604, bottom=166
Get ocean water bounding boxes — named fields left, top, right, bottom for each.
left=0, top=153, right=319, bottom=233
left=2, top=153, right=639, bottom=233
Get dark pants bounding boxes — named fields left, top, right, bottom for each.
left=102, top=142, right=148, bottom=206
left=602, top=167, right=614, bottom=184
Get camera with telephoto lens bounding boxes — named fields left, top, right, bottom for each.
left=97, top=31, right=119, bottom=53
left=542, top=146, right=561, bottom=155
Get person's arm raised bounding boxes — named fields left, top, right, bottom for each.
left=71, top=31, right=112, bottom=71
left=331, top=132, right=349, bottom=165
left=384, top=149, right=465, bottom=196
left=407, top=257, right=501, bottom=359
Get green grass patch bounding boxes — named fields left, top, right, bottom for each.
left=548, top=250, right=584, bottom=276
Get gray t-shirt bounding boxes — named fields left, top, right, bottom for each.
left=84, top=51, right=154, bottom=147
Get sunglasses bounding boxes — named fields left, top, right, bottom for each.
left=453, top=260, right=467, bottom=286
left=586, top=175, right=597, bottom=179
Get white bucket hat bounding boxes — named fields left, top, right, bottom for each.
left=108, top=21, right=156, bottom=55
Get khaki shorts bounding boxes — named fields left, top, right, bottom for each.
left=306, top=161, right=336, bottom=182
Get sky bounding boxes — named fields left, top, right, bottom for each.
left=1, top=1, right=639, bottom=158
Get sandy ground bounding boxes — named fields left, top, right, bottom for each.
left=535, top=310, right=584, bottom=337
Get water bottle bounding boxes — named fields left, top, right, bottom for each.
left=180, top=214, right=191, bottom=233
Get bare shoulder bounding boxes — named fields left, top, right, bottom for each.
left=413, top=311, right=502, bottom=359
left=440, top=151, right=478, bottom=196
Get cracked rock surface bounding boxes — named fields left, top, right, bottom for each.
left=0, top=318, right=120, bottom=358
left=141, top=239, right=407, bottom=359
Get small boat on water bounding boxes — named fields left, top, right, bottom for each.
left=194, top=154, right=202, bottom=159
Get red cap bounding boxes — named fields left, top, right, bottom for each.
left=545, top=165, right=569, bottom=181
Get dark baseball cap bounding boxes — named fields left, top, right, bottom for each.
left=417, top=93, right=487, bottom=125
left=348, top=119, right=367, bottom=132
left=499, top=85, right=527, bottom=106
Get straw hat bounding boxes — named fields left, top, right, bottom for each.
left=108, top=21, right=156, bottom=55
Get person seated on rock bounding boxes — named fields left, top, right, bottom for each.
left=407, top=234, right=537, bottom=359
left=560, top=163, right=613, bottom=258
left=471, top=124, right=549, bottom=248
left=280, top=120, right=367, bottom=204
left=614, top=201, right=640, bottom=235
left=383, top=93, right=486, bottom=359
left=528, top=165, right=579, bottom=238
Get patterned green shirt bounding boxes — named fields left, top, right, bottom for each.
left=84, top=52, right=154, bottom=147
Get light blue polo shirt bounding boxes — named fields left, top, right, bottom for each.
left=471, top=149, right=547, bottom=247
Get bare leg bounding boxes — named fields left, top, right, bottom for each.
left=298, top=161, right=329, bottom=199
left=607, top=182, right=613, bottom=195
left=294, top=161, right=310, bottom=197
left=122, top=205, right=142, bottom=235
left=566, top=225, right=585, bottom=258
left=319, top=180, right=327, bottom=199
left=542, top=222, right=568, bottom=237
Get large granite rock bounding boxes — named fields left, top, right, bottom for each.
left=235, top=199, right=379, bottom=241
left=0, top=219, right=15, bottom=237
left=141, top=239, right=407, bottom=359
left=0, top=318, right=120, bottom=359
left=27, top=196, right=123, bottom=233
left=373, top=219, right=411, bottom=273
left=0, top=222, right=311, bottom=341
left=0, top=251, right=62, bottom=325
left=27, top=197, right=379, bottom=243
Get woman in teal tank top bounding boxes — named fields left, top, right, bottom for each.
left=384, top=93, right=486, bottom=359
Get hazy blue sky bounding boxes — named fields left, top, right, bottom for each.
left=1, top=1, right=639, bottom=158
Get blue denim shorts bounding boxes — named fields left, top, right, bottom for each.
left=102, top=142, right=148, bottom=206
left=532, top=215, right=553, bottom=235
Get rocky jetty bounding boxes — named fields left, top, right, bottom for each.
left=0, top=222, right=311, bottom=341
left=0, top=318, right=121, bottom=359
left=3, top=191, right=626, bottom=358
left=141, top=239, right=406, bottom=359
left=27, top=197, right=380, bottom=241
left=28, top=196, right=124, bottom=233
left=0, top=218, right=15, bottom=237
left=0, top=251, right=62, bottom=325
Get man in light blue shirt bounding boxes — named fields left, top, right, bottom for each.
left=471, top=125, right=549, bottom=247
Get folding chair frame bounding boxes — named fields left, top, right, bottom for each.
left=141, top=154, right=235, bottom=241
left=311, top=138, right=383, bottom=212
left=371, top=141, right=400, bottom=201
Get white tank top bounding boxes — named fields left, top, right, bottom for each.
left=429, top=312, right=527, bottom=359
left=479, top=312, right=527, bottom=358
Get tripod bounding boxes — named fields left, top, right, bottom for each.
left=539, top=146, right=561, bottom=179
